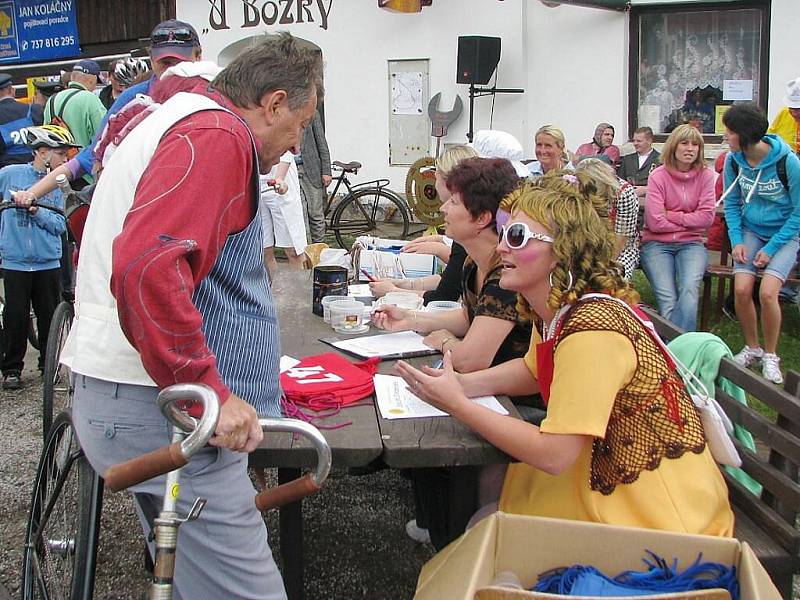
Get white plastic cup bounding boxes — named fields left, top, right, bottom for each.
left=426, top=300, right=462, bottom=312
left=321, top=295, right=345, bottom=323
left=329, top=300, right=367, bottom=333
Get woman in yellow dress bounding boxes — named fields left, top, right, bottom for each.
left=395, top=172, right=734, bottom=536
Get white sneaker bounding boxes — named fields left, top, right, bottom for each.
left=762, top=353, right=784, bottom=385
left=405, top=519, right=431, bottom=544
left=733, top=345, right=763, bottom=368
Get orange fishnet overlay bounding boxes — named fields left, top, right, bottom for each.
left=553, top=298, right=706, bottom=495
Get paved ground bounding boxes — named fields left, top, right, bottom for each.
left=0, top=351, right=435, bottom=599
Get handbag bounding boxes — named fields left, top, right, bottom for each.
left=579, top=294, right=742, bottom=467
left=668, top=353, right=741, bottom=468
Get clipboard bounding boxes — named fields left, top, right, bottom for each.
left=320, top=331, right=440, bottom=361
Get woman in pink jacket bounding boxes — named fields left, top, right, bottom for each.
left=641, top=124, right=716, bottom=331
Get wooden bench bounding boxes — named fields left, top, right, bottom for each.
left=700, top=243, right=800, bottom=330
left=644, top=306, right=800, bottom=597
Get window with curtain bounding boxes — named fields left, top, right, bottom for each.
left=633, top=6, right=766, bottom=137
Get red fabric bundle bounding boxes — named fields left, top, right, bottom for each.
left=280, top=353, right=379, bottom=410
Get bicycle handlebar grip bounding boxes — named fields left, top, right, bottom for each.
left=254, top=473, right=320, bottom=511
left=104, top=442, right=188, bottom=492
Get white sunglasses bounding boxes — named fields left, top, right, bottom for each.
left=499, top=222, right=554, bottom=250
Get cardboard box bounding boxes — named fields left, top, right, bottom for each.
left=357, top=238, right=439, bottom=279
left=414, top=513, right=781, bottom=600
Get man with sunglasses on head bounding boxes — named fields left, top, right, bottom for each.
left=62, top=32, right=321, bottom=600
left=13, top=20, right=203, bottom=203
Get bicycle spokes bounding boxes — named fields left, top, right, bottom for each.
left=27, top=432, right=82, bottom=597
left=331, top=189, right=410, bottom=248
left=22, top=412, right=101, bottom=600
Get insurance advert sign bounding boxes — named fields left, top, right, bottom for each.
left=0, top=0, right=80, bottom=64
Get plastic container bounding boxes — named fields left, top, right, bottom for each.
left=382, top=291, right=424, bottom=310
left=329, top=300, right=368, bottom=334
left=321, top=295, right=346, bottom=323
left=426, top=300, right=462, bottom=312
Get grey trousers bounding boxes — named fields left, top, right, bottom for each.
left=72, top=374, right=287, bottom=600
left=298, top=164, right=327, bottom=243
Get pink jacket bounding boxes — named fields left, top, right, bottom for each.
left=642, top=164, right=716, bottom=243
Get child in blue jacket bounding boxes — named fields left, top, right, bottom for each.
left=722, top=103, right=800, bottom=385
left=0, top=125, right=76, bottom=389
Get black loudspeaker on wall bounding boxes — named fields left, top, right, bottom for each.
left=456, top=36, right=501, bottom=85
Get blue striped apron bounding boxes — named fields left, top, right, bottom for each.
left=192, top=156, right=282, bottom=417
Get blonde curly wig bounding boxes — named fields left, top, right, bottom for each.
left=503, top=171, right=639, bottom=319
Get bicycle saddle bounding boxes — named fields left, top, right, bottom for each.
left=333, top=160, right=361, bottom=173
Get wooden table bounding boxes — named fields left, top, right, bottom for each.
left=253, top=269, right=518, bottom=600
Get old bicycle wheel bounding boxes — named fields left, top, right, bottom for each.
left=21, top=410, right=102, bottom=600
left=42, top=301, right=74, bottom=441
left=331, top=188, right=410, bottom=249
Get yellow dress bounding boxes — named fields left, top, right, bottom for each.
left=499, top=324, right=735, bottom=537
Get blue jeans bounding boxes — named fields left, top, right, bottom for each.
left=641, top=241, right=708, bottom=331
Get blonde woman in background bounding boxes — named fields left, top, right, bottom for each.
left=641, top=124, right=715, bottom=332
left=575, top=158, right=640, bottom=280
left=369, top=145, right=477, bottom=302
left=527, top=125, right=573, bottom=178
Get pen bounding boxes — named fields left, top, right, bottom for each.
left=360, top=268, right=376, bottom=282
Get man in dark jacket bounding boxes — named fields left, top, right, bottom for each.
left=0, top=74, right=44, bottom=167
left=297, top=109, right=331, bottom=243
left=617, top=126, right=660, bottom=198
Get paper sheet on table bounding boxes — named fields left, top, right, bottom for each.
left=374, top=374, right=508, bottom=419
left=280, top=355, right=301, bottom=373
left=329, top=331, right=437, bottom=359
left=348, top=284, right=373, bottom=297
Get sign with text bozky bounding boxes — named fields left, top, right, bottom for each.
left=0, top=0, right=80, bottom=64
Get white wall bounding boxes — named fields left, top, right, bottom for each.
left=523, top=2, right=628, bottom=157
left=177, top=0, right=528, bottom=190
left=176, top=0, right=794, bottom=191
left=767, top=0, right=797, bottom=121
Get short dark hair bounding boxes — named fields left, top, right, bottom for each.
left=213, top=32, right=323, bottom=111
left=634, top=126, right=654, bottom=140
left=445, top=158, right=520, bottom=222
left=722, top=103, right=768, bottom=150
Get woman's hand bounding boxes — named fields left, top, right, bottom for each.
left=731, top=244, right=748, bottom=264
left=753, top=249, right=771, bottom=269
left=402, top=241, right=441, bottom=255
left=403, top=241, right=451, bottom=262
left=372, top=305, right=413, bottom=331
left=394, top=351, right=468, bottom=414
left=368, top=280, right=398, bottom=298
left=402, top=234, right=442, bottom=252
left=423, top=329, right=457, bottom=352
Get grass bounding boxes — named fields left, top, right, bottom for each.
left=632, top=271, right=800, bottom=374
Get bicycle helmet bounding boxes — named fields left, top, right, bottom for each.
left=114, top=57, right=149, bottom=87
left=25, top=125, right=79, bottom=149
